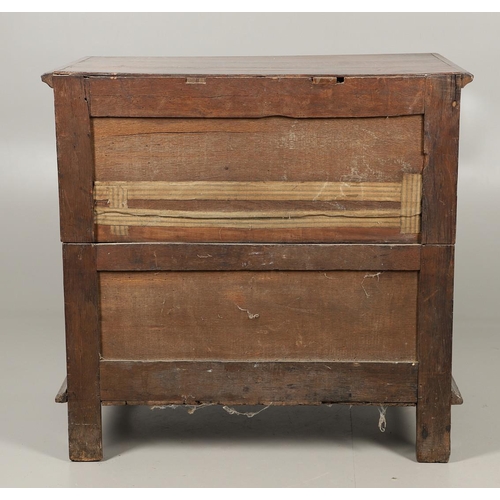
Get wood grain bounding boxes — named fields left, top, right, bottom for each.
left=106, top=184, right=128, bottom=237
left=121, top=199, right=402, bottom=213
left=94, top=178, right=421, bottom=236
left=41, top=56, right=93, bottom=88
left=99, top=270, right=418, bottom=362
left=49, top=53, right=473, bottom=77
left=96, top=209, right=401, bottom=230
left=89, top=76, right=425, bottom=118
left=95, top=180, right=403, bottom=202
left=93, top=116, right=423, bottom=242
left=422, top=75, right=461, bottom=244
left=95, top=243, right=421, bottom=271
left=53, top=76, right=95, bottom=242
left=96, top=225, right=419, bottom=244
left=93, top=116, right=423, bottom=182
left=62, top=244, right=102, bottom=461
left=100, top=360, right=418, bottom=405
left=401, top=173, right=422, bottom=233
left=416, top=245, right=455, bottom=463
left=101, top=400, right=415, bottom=407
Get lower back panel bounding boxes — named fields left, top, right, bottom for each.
left=99, top=270, right=418, bottom=362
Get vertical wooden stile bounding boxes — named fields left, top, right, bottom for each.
left=53, top=76, right=95, bottom=242
left=63, top=244, right=102, bottom=461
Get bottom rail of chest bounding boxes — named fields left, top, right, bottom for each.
left=56, top=369, right=463, bottom=408
left=98, top=360, right=418, bottom=405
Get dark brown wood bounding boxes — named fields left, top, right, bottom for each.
left=431, top=54, right=473, bottom=86
left=42, top=56, right=93, bottom=88
left=100, top=360, right=418, bottom=405
left=101, top=400, right=416, bottom=407
left=96, top=226, right=419, bottom=244
left=451, top=376, right=463, bottom=405
left=53, top=76, right=94, bottom=242
left=88, top=76, right=425, bottom=118
left=95, top=243, right=421, bottom=271
left=99, top=270, right=418, bottom=362
left=63, top=244, right=102, bottom=461
left=122, top=200, right=403, bottom=212
left=421, top=75, right=461, bottom=244
left=55, top=377, right=68, bottom=403
left=416, top=245, right=455, bottom=463
left=47, top=53, right=472, bottom=78
left=93, top=116, right=423, bottom=181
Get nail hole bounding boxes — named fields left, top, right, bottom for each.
left=337, top=77, right=345, bottom=84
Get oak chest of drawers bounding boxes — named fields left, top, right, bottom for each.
left=42, top=54, right=473, bottom=462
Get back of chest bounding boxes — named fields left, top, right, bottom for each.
left=44, top=53, right=472, bottom=463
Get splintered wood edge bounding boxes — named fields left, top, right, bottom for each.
left=451, top=376, right=463, bottom=405
left=55, top=377, right=68, bottom=403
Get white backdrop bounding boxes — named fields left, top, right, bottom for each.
left=0, top=12, right=499, bottom=487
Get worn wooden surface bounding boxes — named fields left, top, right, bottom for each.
left=100, top=360, right=418, bottom=404
left=95, top=243, right=421, bottom=271
left=43, top=54, right=472, bottom=463
left=45, top=53, right=473, bottom=78
left=416, top=245, right=455, bottom=463
left=93, top=116, right=422, bottom=241
left=62, top=244, right=102, bottom=461
left=53, top=76, right=94, bottom=242
left=431, top=54, right=473, bottom=86
left=99, top=270, right=418, bottom=362
left=93, top=116, right=423, bottom=181
left=96, top=209, right=403, bottom=229
left=421, top=75, right=461, bottom=244
left=41, top=56, right=94, bottom=88
left=89, top=77, right=425, bottom=118
left=101, top=400, right=416, bottom=407
left=94, top=181, right=405, bottom=201
left=96, top=225, right=419, bottom=243
left=400, top=174, right=422, bottom=233
left=94, top=181, right=420, bottom=240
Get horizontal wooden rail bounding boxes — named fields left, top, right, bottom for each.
left=94, top=243, right=421, bottom=271
left=100, top=360, right=419, bottom=405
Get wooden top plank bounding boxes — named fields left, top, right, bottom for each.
left=42, top=54, right=472, bottom=83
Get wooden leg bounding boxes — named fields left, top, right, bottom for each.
left=416, top=245, right=454, bottom=463
left=63, top=244, right=102, bottom=461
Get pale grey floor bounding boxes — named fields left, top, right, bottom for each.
left=0, top=313, right=498, bottom=487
